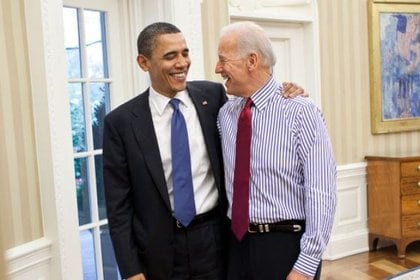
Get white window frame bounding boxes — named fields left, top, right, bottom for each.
left=63, top=2, right=126, bottom=279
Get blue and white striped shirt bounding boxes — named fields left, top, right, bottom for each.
left=217, top=77, right=337, bottom=277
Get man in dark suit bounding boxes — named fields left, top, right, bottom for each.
left=103, top=22, right=304, bottom=280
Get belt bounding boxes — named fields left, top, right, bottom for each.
left=174, top=208, right=219, bottom=229
left=248, top=220, right=305, bottom=233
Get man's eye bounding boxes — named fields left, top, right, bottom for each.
left=164, top=54, right=176, bottom=60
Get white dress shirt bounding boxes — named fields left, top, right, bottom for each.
left=149, top=87, right=218, bottom=215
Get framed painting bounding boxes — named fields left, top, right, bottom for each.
left=368, top=0, right=420, bottom=134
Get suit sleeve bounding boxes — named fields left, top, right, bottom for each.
left=103, top=114, right=144, bottom=278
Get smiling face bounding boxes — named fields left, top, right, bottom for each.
left=215, top=35, right=250, bottom=97
left=137, top=32, right=190, bottom=98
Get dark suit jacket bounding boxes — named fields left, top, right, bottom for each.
left=103, top=81, right=228, bottom=279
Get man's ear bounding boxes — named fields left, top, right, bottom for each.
left=137, top=54, right=149, bottom=72
left=247, top=52, right=258, bottom=71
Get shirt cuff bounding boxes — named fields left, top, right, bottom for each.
left=293, top=252, right=320, bottom=277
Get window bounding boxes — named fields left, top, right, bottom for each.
left=63, top=4, right=121, bottom=279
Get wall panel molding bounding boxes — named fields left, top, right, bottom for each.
left=6, top=238, right=52, bottom=280
left=324, top=162, right=369, bottom=260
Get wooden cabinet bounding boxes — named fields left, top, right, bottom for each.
left=365, top=155, right=420, bottom=258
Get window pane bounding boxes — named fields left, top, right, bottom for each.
left=100, top=225, right=121, bottom=280
left=84, top=10, right=108, bottom=78
left=80, top=229, right=97, bottom=280
left=75, top=157, right=91, bottom=225
left=90, top=83, right=110, bottom=150
left=63, top=7, right=82, bottom=78
left=95, top=155, right=106, bottom=220
left=69, top=83, right=87, bottom=153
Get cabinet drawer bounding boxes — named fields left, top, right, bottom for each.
left=402, top=214, right=420, bottom=237
left=401, top=194, right=420, bottom=215
left=401, top=177, right=420, bottom=195
left=401, top=161, right=420, bottom=177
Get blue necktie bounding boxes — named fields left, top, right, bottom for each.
left=169, top=98, right=196, bottom=226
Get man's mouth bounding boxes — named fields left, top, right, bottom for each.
left=172, top=72, right=187, bottom=80
left=222, top=75, right=230, bottom=86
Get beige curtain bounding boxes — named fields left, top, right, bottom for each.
left=0, top=0, right=43, bottom=249
left=201, top=0, right=229, bottom=82
left=0, top=238, right=6, bottom=280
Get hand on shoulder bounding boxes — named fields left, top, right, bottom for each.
left=286, top=269, right=313, bottom=280
left=282, top=82, right=309, bottom=98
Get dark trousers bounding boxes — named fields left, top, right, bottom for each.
left=227, top=231, right=321, bottom=280
left=171, top=216, right=227, bottom=280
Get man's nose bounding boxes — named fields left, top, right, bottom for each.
left=175, top=56, right=189, bottom=67
left=215, top=61, right=223, bottom=74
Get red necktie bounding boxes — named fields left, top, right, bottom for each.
left=231, top=98, right=253, bottom=241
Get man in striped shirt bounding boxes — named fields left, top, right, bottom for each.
left=216, top=21, right=337, bottom=280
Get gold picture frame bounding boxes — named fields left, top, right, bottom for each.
left=368, top=0, right=420, bottom=134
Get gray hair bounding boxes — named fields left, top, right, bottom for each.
left=220, top=21, right=276, bottom=69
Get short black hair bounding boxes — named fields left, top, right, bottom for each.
left=137, top=22, right=181, bottom=57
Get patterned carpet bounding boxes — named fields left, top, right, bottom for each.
left=387, top=266, right=420, bottom=280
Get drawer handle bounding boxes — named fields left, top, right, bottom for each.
left=418, top=181, right=420, bottom=187
left=418, top=165, right=420, bottom=171
left=418, top=222, right=420, bottom=228
left=418, top=200, right=420, bottom=206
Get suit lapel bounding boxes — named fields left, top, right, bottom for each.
left=187, top=83, right=223, bottom=189
left=130, top=91, right=171, bottom=211
left=188, top=84, right=213, bottom=138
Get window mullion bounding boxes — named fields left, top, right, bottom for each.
left=78, top=7, right=100, bottom=226
left=74, top=149, right=103, bottom=159
left=94, top=227, right=105, bottom=280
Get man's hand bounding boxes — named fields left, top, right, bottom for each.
left=127, top=273, right=146, bottom=280
left=282, top=82, right=309, bottom=98
left=286, top=269, right=313, bottom=280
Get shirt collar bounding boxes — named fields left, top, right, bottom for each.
left=149, top=87, right=190, bottom=116
left=250, top=77, right=280, bottom=111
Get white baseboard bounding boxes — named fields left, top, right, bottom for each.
left=323, top=229, right=369, bottom=260
left=5, top=238, right=52, bottom=280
